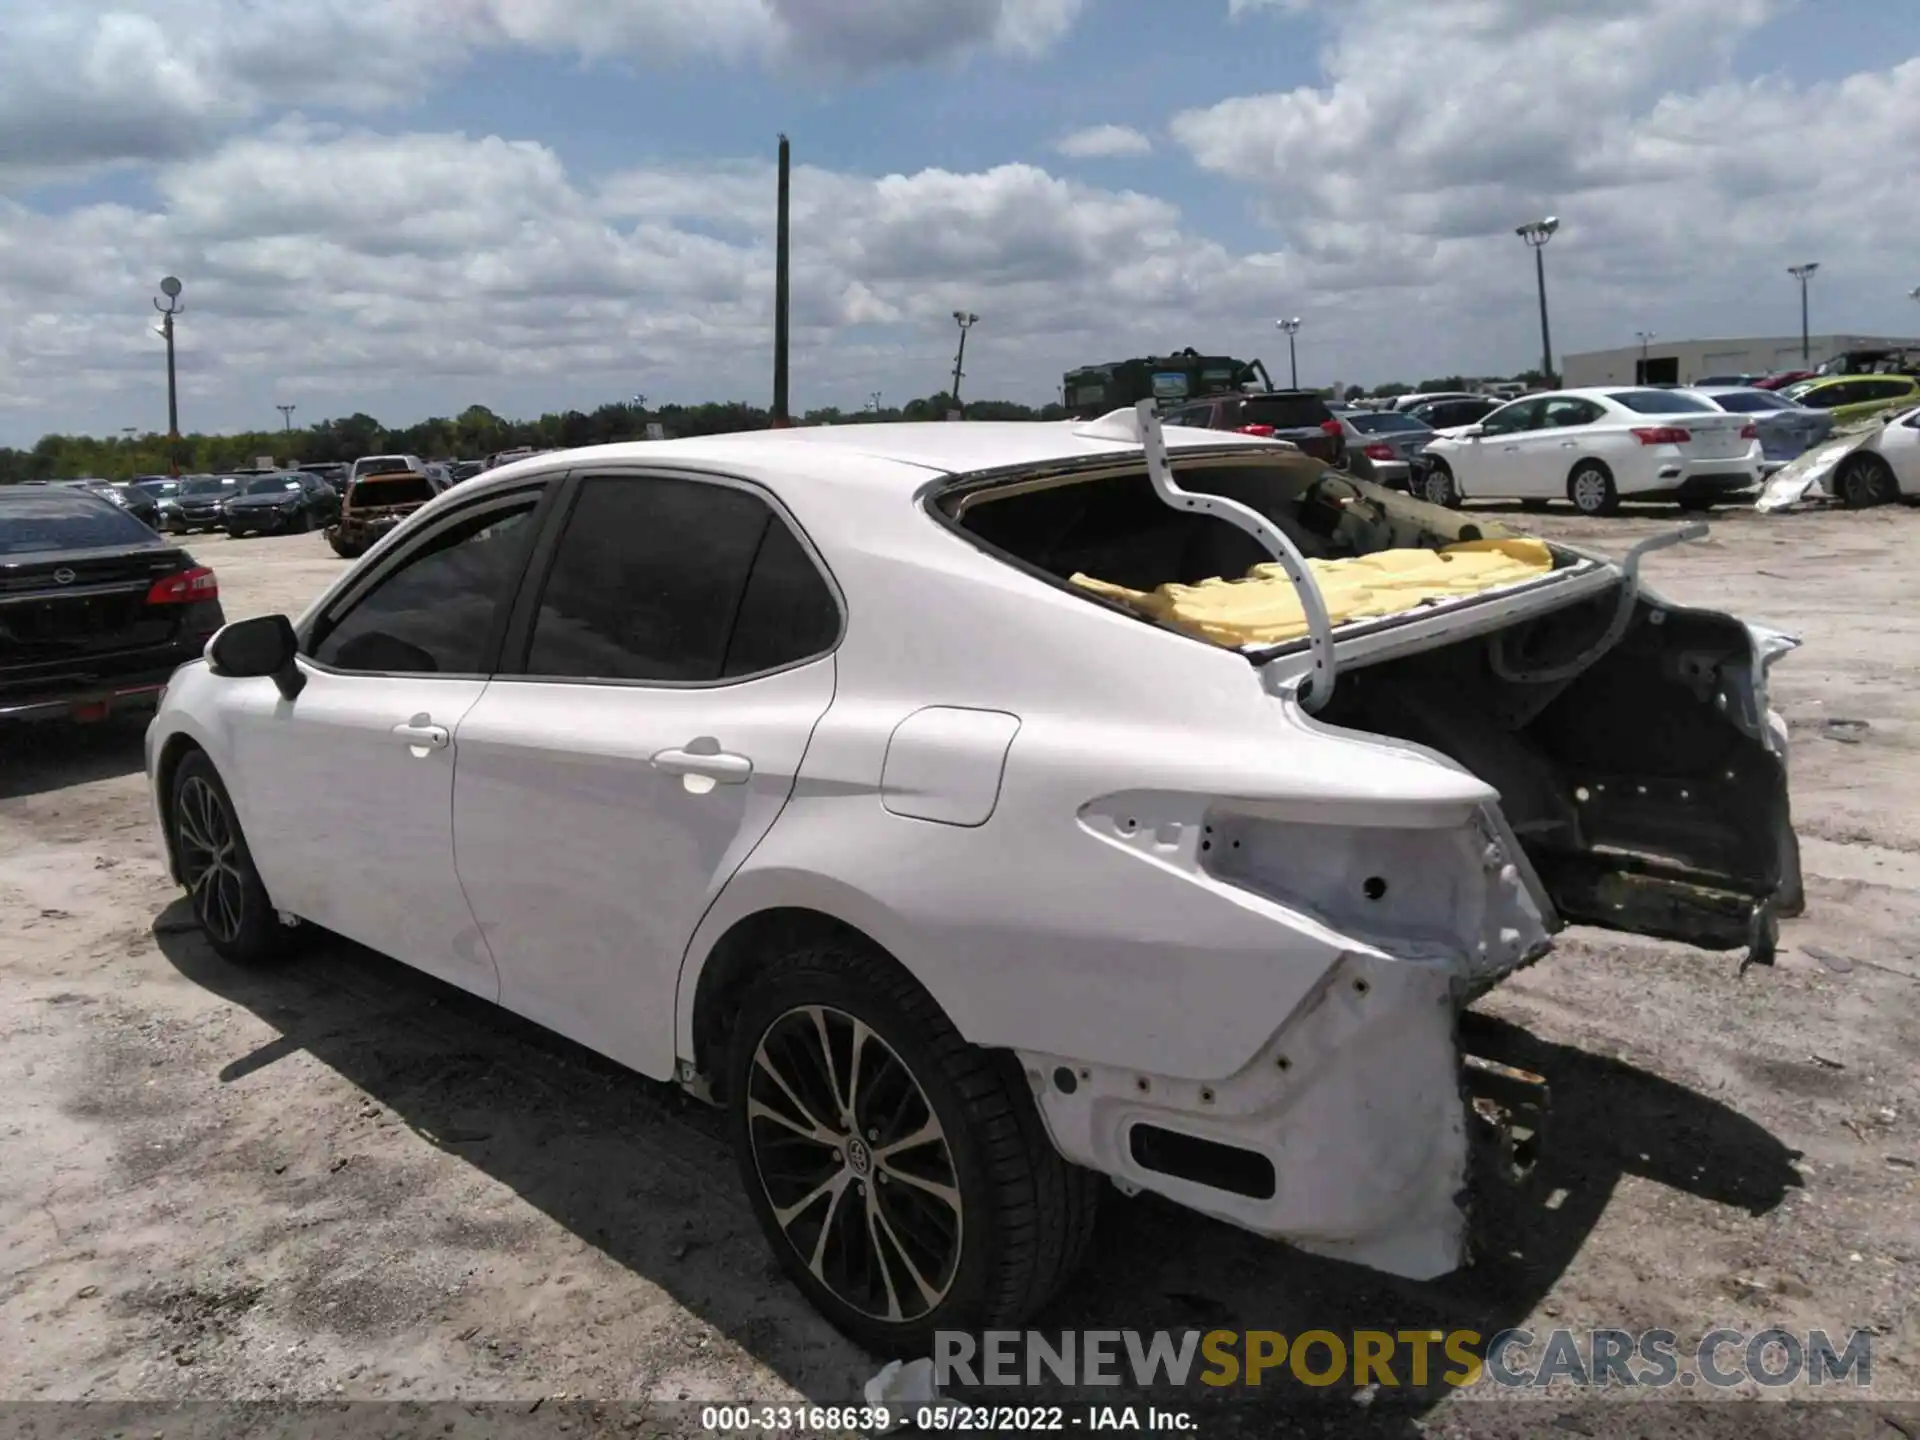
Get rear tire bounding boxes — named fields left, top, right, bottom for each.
left=1836, top=453, right=1897, bottom=509
left=1567, top=461, right=1620, bottom=516
left=327, top=531, right=364, bottom=559
left=1420, top=461, right=1462, bottom=509
left=169, top=751, right=301, bottom=966
left=292, top=508, right=312, bottom=533
left=727, top=941, right=1101, bottom=1355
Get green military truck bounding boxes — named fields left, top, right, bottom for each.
left=1063, top=349, right=1272, bottom=419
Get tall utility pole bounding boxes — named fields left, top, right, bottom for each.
left=950, top=311, right=978, bottom=411
left=1788, top=263, right=1819, bottom=363
left=154, top=276, right=183, bottom=478
left=1276, top=317, right=1301, bottom=388
left=1515, top=217, right=1559, bottom=383
left=276, top=403, right=296, bottom=432
left=1635, top=329, right=1655, bottom=382
left=771, top=134, right=792, bottom=428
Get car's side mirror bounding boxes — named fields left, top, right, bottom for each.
left=1458, top=425, right=1485, bottom=439
left=208, top=614, right=306, bottom=701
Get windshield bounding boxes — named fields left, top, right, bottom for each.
left=244, top=476, right=302, bottom=495
left=1607, top=389, right=1717, bottom=414
left=182, top=476, right=229, bottom=495
left=1347, top=411, right=1431, bottom=434
left=0, top=491, right=157, bottom=555
left=1782, top=381, right=1817, bottom=400
left=356, top=456, right=417, bottom=477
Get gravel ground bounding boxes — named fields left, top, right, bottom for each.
left=2, top=503, right=1916, bottom=1439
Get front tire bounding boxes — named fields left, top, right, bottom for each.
left=727, top=942, right=1100, bottom=1355
left=1420, top=461, right=1462, bottom=508
left=1836, top=453, right=1897, bottom=509
left=169, top=751, right=299, bottom=965
left=1567, top=461, right=1620, bottom=516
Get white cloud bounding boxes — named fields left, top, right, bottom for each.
left=0, top=129, right=1291, bottom=433
left=0, top=0, right=1091, bottom=188
left=1171, top=0, right=1920, bottom=373
left=1055, top=125, right=1153, bottom=159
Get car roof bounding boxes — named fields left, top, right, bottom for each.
left=460, top=422, right=1281, bottom=503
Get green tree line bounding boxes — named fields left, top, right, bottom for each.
left=0, top=372, right=1558, bottom=484
left=0, top=391, right=1071, bottom=484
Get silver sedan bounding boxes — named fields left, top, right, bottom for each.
left=1690, top=386, right=1834, bottom=472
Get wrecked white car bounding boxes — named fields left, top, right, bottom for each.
left=1758, top=403, right=1920, bottom=510
left=145, top=409, right=1801, bottom=1354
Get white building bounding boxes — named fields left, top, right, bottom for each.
left=1561, top=334, right=1920, bottom=388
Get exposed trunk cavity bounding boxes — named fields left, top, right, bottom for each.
left=947, top=449, right=1799, bottom=958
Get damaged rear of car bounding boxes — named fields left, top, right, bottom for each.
left=925, top=404, right=1800, bottom=1281
left=325, top=470, right=441, bottom=559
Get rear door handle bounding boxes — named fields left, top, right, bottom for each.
left=392, top=718, right=450, bottom=750
left=652, top=746, right=753, bottom=784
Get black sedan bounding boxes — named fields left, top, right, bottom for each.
left=222, top=472, right=340, bottom=537
left=166, top=475, right=238, bottom=533
left=0, top=486, right=225, bottom=724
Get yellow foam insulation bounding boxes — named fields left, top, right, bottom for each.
left=1071, top=537, right=1555, bottom=647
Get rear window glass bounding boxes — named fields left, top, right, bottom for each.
left=1347, top=411, right=1430, bottom=433
left=244, top=476, right=303, bottom=494
left=348, top=475, right=437, bottom=508
left=1242, top=394, right=1333, bottom=428
left=0, top=491, right=158, bottom=555
left=1607, top=389, right=1716, bottom=414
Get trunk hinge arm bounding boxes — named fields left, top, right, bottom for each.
left=1488, top=521, right=1708, bottom=685
left=1132, top=399, right=1338, bottom=711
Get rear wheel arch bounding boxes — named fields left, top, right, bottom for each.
left=689, top=906, right=908, bottom=1100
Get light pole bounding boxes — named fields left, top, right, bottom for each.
left=1276, top=317, right=1301, bottom=388
left=1515, top=217, right=1559, bottom=384
left=868, top=391, right=882, bottom=414
left=1787, top=263, right=1819, bottom=364
left=276, top=403, right=296, bottom=433
left=1635, top=330, right=1655, bottom=382
left=153, top=276, right=183, bottom=477
left=950, top=311, right=978, bottom=413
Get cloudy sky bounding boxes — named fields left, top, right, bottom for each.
left=1, top=0, right=1916, bottom=442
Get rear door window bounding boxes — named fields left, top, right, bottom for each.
left=1542, top=398, right=1604, bottom=427
left=521, top=475, right=839, bottom=685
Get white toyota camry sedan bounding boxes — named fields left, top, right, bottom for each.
left=1417, top=387, right=1764, bottom=515
left=146, top=412, right=1802, bottom=1352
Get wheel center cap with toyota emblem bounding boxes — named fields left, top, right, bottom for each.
left=845, top=1136, right=872, bottom=1177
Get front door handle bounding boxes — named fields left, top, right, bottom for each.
left=651, top=745, right=752, bottom=784
left=392, top=717, right=450, bottom=751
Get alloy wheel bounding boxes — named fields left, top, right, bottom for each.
left=745, top=1005, right=963, bottom=1323
left=175, top=775, right=245, bottom=945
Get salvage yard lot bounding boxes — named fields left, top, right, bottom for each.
left=3, top=505, right=1918, bottom=1432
